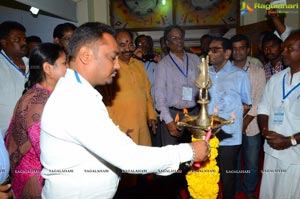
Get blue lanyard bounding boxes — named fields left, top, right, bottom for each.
left=269, top=66, right=273, bottom=75
left=169, top=53, right=189, bottom=78
left=74, top=70, right=82, bottom=83
left=146, top=61, right=151, bottom=71
left=0, top=51, right=28, bottom=78
left=282, top=73, right=300, bottom=100
left=244, top=62, right=250, bottom=72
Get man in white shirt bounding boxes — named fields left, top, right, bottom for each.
left=40, top=22, right=210, bottom=199
left=0, top=21, right=29, bottom=137
left=258, top=30, right=300, bottom=199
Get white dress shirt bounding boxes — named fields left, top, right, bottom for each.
left=258, top=67, right=300, bottom=165
left=40, top=69, right=193, bottom=199
left=0, top=50, right=29, bottom=137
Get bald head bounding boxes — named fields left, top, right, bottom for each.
left=282, top=30, right=300, bottom=72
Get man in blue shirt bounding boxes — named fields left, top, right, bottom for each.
left=0, top=128, right=12, bottom=198
left=207, top=37, right=252, bottom=199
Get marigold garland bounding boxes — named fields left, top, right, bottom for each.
left=186, top=136, right=220, bottom=199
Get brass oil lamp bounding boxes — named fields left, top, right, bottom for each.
left=177, top=56, right=234, bottom=140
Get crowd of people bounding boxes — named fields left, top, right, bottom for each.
left=0, top=7, right=300, bottom=199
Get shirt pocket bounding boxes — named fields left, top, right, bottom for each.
left=218, top=89, right=242, bottom=114
left=289, top=98, right=300, bottom=118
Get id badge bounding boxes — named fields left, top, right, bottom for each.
left=272, top=106, right=284, bottom=125
left=182, top=86, right=193, bottom=101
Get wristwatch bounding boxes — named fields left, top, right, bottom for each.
left=290, top=135, right=297, bottom=146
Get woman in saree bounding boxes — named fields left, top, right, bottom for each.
left=5, top=43, right=67, bottom=199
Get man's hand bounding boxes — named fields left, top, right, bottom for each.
left=133, top=47, right=145, bottom=59
left=263, top=130, right=291, bottom=150
left=0, top=184, right=13, bottom=199
left=148, top=119, right=157, bottom=135
left=166, top=121, right=181, bottom=137
left=267, top=8, right=279, bottom=18
left=190, top=140, right=210, bottom=162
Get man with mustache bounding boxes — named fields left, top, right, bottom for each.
left=101, top=29, right=157, bottom=197
left=208, top=37, right=252, bottom=199
left=107, top=29, right=157, bottom=147
left=258, top=30, right=300, bottom=199
left=40, top=22, right=210, bottom=199
left=0, top=21, right=29, bottom=137
left=154, top=25, right=200, bottom=199
left=262, top=32, right=286, bottom=81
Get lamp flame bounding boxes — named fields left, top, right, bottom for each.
left=231, top=112, right=236, bottom=121
left=213, top=106, right=218, bottom=115
left=210, top=106, right=218, bottom=127
left=183, top=108, right=188, bottom=115
left=175, top=113, right=180, bottom=122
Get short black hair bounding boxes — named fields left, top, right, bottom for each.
left=230, top=34, right=250, bottom=48
left=26, top=35, right=42, bottom=44
left=134, top=34, right=154, bottom=49
left=164, top=25, right=185, bottom=41
left=53, top=23, right=77, bottom=39
left=262, top=31, right=282, bottom=46
left=67, top=22, right=115, bottom=62
left=0, top=21, right=26, bottom=40
left=116, top=29, right=134, bottom=40
left=211, top=37, right=232, bottom=51
left=200, top=34, right=213, bottom=41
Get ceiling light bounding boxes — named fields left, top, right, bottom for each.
left=30, top=7, right=39, bottom=15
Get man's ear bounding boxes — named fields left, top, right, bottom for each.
left=53, top=38, right=60, bottom=45
left=165, top=39, right=170, bottom=48
left=225, top=49, right=232, bottom=60
left=78, top=46, right=92, bottom=65
left=0, top=38, right=6, bottom=47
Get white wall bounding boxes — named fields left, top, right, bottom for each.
left=0, top=5, right=77, bottom=43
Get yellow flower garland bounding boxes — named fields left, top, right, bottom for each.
left=186, top=136, right=220, bottom=199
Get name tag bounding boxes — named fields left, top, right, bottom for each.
left=182, top=86, right=193, bottom=101
left=272, top=106, right=284, bottom=125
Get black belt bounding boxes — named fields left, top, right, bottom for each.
left=169, top=106, right=197, bottom=112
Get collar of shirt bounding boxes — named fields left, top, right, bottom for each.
left=66, top=69, right=102, bottom=99
left=265, top=60, right=284, bottom=72
left=210, top=60, right=233, bottom=74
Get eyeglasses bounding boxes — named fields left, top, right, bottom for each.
left=167, top=36, right=184, bottom=42
left=209, top=47, right=224, bottom=53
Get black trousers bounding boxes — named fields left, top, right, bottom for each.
left=160, top=106, right=199, bottom=146
left=217, top=144, right=241, bottom=199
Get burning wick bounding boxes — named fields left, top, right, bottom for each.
left=231, top=112, right=236, bottom=121
left=183, top=108, right=188, bottom=115
left=175, top=113, right=180, bottom=123
left=210, top=106, right=218, bottom=127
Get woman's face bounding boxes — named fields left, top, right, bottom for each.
left=51, top=51, right=68, bottom=81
